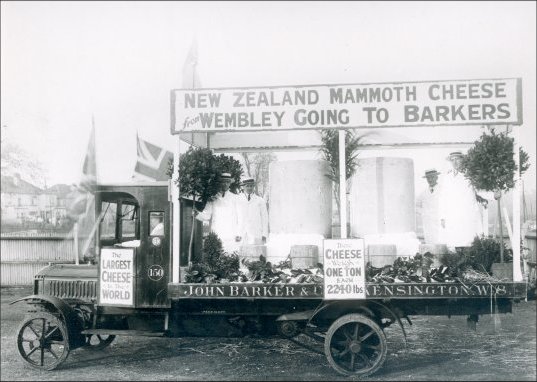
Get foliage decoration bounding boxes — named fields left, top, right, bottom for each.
left=459, top=128, right=531, bottom=263
left=463, top=235, right=511, bottom=273
left=176, top=147, right=243, bottom=267
left=214, top=153, right=243, bottom=193
left=319, top=129, right=366, bottom=226
left=203, top=231, right=225, bottom=266
left=177, top=147, right=220, bottom=205
left=185, top=232, right=241, bottom=282
left=460, top=128, right=530, bottom=193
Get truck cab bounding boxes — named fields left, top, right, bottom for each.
left=95, top=182, right=171, bottom=308
left=32, top=182, right=171, bottom=308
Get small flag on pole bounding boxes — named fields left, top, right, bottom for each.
left=67, top=117, right=98, bottom=263
left=68, top=121, right=97, bottom=217
left=81, top=120, right=97, bottom=188
left=182, top=37, right=201, bottom=89
left=133, top=133, right=173, bottom=181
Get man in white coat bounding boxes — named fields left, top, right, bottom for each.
left=195, top=172, right=241, bottom=253
left=237, top=177, right=269, bottom=245
left=438, top=152, right=487, bottom=250
left=418, top=169, right=442, bottom=244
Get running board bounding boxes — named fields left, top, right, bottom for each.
left=81, top=329, right=168, bottom=337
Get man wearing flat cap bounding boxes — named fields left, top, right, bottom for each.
left=237, top=177, right=269, bottom=245
left=195, top=172, right=241, bottom=253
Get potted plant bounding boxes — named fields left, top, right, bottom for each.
left=460, top=128, right=530, bottom=278
left=176, top=147, right=243, bottom=267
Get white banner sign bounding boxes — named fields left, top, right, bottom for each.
left=171, top=78, right=522, bottom=133
left=323, top=239, right=366, bottom=300
left=99, top=248, right=134, bottom=306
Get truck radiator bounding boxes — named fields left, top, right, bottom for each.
left=44, top=279, right=97, bottom=301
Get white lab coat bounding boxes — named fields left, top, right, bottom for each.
left=438, top=171, right=483, bottom=249
left=418, top=185, right=442, bottom=244
left=237, top=193, right=269, bottom=245
left=196, top=191, right=240, bottom=253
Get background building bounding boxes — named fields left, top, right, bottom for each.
left=1, top=173, right=74, bottom=230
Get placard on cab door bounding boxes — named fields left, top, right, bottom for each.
left=323, top=239, right=366, bottom=300
left=99, top=248, right=135, bottom=306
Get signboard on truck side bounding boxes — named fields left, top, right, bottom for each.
left=171, top=78, right=522, bottom=133
left=323, top=239, right=366, bottom=300
left=167, top=282, right=527, bottom=299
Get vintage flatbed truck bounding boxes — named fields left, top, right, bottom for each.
left=11, top=183, right=528, bottom=377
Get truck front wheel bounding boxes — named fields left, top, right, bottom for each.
left=17, top=311, right=70, bottom=370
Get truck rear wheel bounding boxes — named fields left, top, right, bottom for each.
left=84, top=334, right=116, bottom=350
left=324, top=313, right=387, bottom=377
left=17, top=311, right=70, bottom=370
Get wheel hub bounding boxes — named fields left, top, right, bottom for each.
left=277, top=321, right=300, bottom=338
left=349, top=340, right=362, bottom=353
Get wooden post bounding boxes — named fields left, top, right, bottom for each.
left=482, top=206, right=489, bottom=237
left=498, top=197, right=504, bottom=263
left=73, top=222, right=79, bottom=265
left=502, top=206, right=513, bottom=247
left=512, top=126, right=523, bottom=281
left=172, top=138, right=181, bottom=283
left=338, top=130, right=347, bottom=239
left=492, top=200, right=498, bottom=239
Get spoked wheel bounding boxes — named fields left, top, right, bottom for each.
left=84, top=334, right=116, bottom=350
left=17, top=311, right=70, bottom=370
left=324, top=313, right=387, bottom=377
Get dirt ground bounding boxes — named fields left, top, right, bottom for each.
left=1, top=286, right=535, bottom=381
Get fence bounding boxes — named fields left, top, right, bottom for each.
left=1, top=235, right=77, bottom=286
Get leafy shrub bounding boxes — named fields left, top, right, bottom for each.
left=464, top=235, right=511, bottom=273
left=185, top=262, right=214, bottom=283
left=212, top=253, right=240, bottom=280
left=242, top=255, right=274, bottom=281
left=214, top=153, right=243, bottom=194
left=460, top=129, right=530, bottom=193
left=186, top=232, right=240, bottom=282
left=178, top=147, right=221, bottom=205
left=440, top=236, right=512, bottom=275
left=203, top=232, right=225, bottom=266
left=440, top=251, right=473, bottom=276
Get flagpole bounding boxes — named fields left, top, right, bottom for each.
left=75, top=115, right=98, bottom=262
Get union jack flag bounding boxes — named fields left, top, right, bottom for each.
left=133, top=134, right=173, bottom=181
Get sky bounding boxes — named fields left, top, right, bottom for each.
left=1, top=1, right=536, bottom=191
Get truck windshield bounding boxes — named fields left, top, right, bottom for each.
left=99, top=201, right=139, bottom=243
left=100, top=202, right=117, bottom=239
left=121, top=204, right=137, bottom=239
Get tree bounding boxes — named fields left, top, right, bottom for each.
left=460, top=128, right=530, bottom=262
left=319, top=129, right=366, bottom=228
left=176, top=147, right=243, bottom=266
left=1, top=140, right=48, bottom=188
left=214, top=153, right=243, bottom=193
left=178, top=148, right=219, bottom=205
